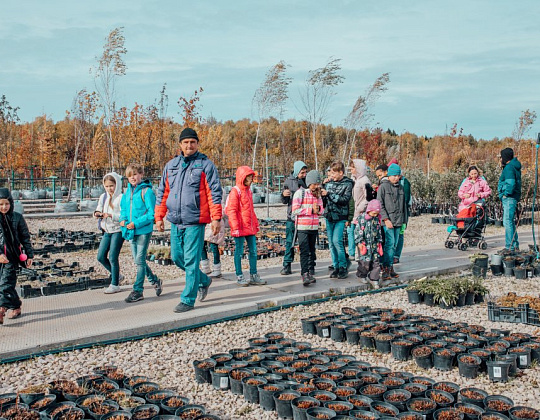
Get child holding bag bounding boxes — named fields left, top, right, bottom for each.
left=225, top=166, right=265, bottom=287
left=355, top=199, right=384, bottom=289
left=94, top=172, right=125, bottom=294
left=0, top=188, right=33, bottom=324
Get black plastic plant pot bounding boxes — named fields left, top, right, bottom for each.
left=248, top=337, right=269, bottom=347
left=402, top=383, right=428, bottom=398
left=131, top=382, right=160, bottom=398
left=423, top=293, right=435, bottom=306
left=359, top=334, right=376, bottom=349
left=100, top=410, right=132, bottom=420
left=457, top=293, right=466, bottom=307
left=508, top=406, right=540, bottom=420
left=375, top=336, right=394, bottom=354
left=308, top=390, right=337, bottom=405
left=391, top=340, right=414, bottom=361
left=378, top=377, right=405, bottom=391
left=145, top=390, right=176, bottom=405
left=465, top=292, right=476, bottom=305
left=174, top=404, right=206, bottom=419
left=345, top=327, right=362, bottom=345
left=459, top=388, right=488, bottom=408
left=350, top=409, right=381, bottom=419
left=292, top=384, right=317, bottom=396
left=258, top=383, right=284, bottom=411
left=480, top=413, right=510, bottom=420
left=457, top=354, right=482, bottom=379
left=292, top=396, right=320, bottom=420
left=242, top=376, right=267, bottom=404
left=455, top=403, right=485, bottom=420
left=316, top=322, right=332, bottom=339
left=426, top=389, right=454, bottom=409
left=348, top=394, right=374, bottom=410
left=323, top=400, right=354, bottom=415
left=359, top=385, right=387, bottom=402
left=409, top=377, right=435, bottom=389
left=265, top=331, right=285, bottom=343
left=491, top=265, right=503, bottom=276
left=486, top=360, right=511, bottom=383
left=523, top=342, right=540, bottom=362
left=406, top=398, right=437, bottom=419
left=123, top=376, right=150, bottom=391
left=229, top=369, right=253, bottom=395
left=495, top=354, right=518, bottom=376
left=371, top=401, right=400, bottom=417
left=274, top=390, right=301, bottom=419
left=504, top=267, right=514, bottom=277
left=433, top=408, right=464, bottom=420
left=407, top=290, right=422, bottom=304
left=331, top=324, right=347, bottom=342
left=433, top=349, right=455, bottom=371
left=52, top=406, right=85, bottom=420
left=29, top=394, right=57, bottom=412
left=160, top=396, right=190, bottom=415
left=397, top=413, right=424, bottom=420
left=508, top=347, right=532, bottom=369
left=431, top=383, right=458, bottom=401
left=383, top=389, right=412, bottom=412
left=42, top=402, right=77, bottom=420
left=305, top=407, right=337, bottom=420
left=151, top=416, right=180, bottom=420
left=338, top=379, right=362, bottom=392
left=331, top=386, right=356, bottom=402
left=209, top=353, right=233, bottom=366
left=210, top=367, right=231, bottom=391
left=483, top=395, right=515, bottom=415
left=87, top=400, right=120, bottom=420
left=18, top=390, right=47, bottom=405
left=412, top=346, right=433, bottom=370
left=0, top=403, right=29, bottom=419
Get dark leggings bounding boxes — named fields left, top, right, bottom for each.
left=202, top=241, right=221, bottom=265
left=0, top=262, right=21, bottom=309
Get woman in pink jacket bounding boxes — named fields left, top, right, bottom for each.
left=458, top=165, right=492, bottom=211
left=225, top=166, right=265, bottom=287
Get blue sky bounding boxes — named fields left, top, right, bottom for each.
left=1, top=0, right=539, bottom=139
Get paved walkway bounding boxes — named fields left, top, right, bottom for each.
left=0, top=231, right=529, bottom=362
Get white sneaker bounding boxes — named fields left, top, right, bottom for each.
left=200, top=259, right=211, bottom=274
left=104, top=285, right=121, bottom=294
left=210, top=263, right=222, bottom=278
left=237, top=275, right=250, bottom=287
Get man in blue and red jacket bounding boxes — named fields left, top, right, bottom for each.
left=155, top=127, right=223, bottom=313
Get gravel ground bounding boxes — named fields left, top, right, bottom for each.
left=1, top=272, right=540, bottom=419
left=26, top=210, right=532, bottom=285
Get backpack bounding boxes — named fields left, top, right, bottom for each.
left=365, top=183, right=376, bottom=202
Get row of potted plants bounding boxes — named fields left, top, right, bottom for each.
left=193, top=327, right=540, bottom=420
left=0, top=365, right=219, bottom=420
left=405, top=276, right=488, bottom=308
left=301, top=306, right=540, bottom=383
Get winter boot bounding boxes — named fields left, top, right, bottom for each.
left=280, top=264, right=292, bottom=275
left=200, top=259, right=211, bottom=275
left=381, top=267, right=392, bottom=281
left=210, top=263, right=222, bottom=277
left=337, top=267, right=348, bottom=279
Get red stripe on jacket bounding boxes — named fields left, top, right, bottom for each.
left=200, top=171, right=222, bottom=224
left=155, top=174, right=170, bottom=222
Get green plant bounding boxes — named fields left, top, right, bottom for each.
left=469, top=253, right=488, bottom=263
left=433, top=282, right=459, bottom=306
left=471, top=278, right=488, bottom=296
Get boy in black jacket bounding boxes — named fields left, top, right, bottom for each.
left=0, top=188, right=34, bottom=324
left=322, top=161, right=354, bottom=279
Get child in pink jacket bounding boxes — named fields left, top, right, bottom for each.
left=458, top=166, right=492, bottom=212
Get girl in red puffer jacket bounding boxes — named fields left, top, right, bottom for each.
left=225, top=166, right=265, bottom=287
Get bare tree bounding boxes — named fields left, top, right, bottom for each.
left=299, top=57, right=344, bottom=171
left=0, top=95, right=20, bottom=176
left=251, top=61, right=292, bottom=171
left=342, top=72, right=390, bottom=162
left=512, top=109, right=537, bottom=141
left=157, top=83, right=169, bottom=170
left=91, top=27, right=127, bottom=171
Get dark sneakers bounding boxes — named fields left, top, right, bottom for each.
left=389, top=267, right=399, bottom=279
left=302, top=273, right=316, bottom=286
left=329, top=268, right=339, bottom=279
left=337, top=267, right=348, bottom=279
left=125, top=291, right=144, bottom=303
left=198, top=278, right=212, bottom=302
left=280, top=265, right=292, bottom=275
left=153, top=278, right=163, bottom=296
left=174, top=302, right=194, bottom=313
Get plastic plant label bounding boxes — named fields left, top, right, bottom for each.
left=322, top=328, right=330, bottom=337
left=423, top=416, right=426, bottom=420
left=520, top=355, right=527, bottom=366
left=493, top=367, right=502, bottom=377
left=458, top=339, right=464, bottom=342
left=220, top=377, right=229, bottom=388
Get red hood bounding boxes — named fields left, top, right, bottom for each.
left=235, top=166, right=255, bottom=189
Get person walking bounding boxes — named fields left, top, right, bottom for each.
left=322, top=161, right=354, bottom=279
left=387, top=159, right=411, bottom=265
left=120, top=164, right=161, bottom=303
left=377, top=163, right=408, bottom=282
left=0, top=188, right=33, bottom=324
left=280, top=161, right=307, bottom=275
left=348, top=159, right=371, bottom=261
left=225, top=166, right=265, bottom=287
left=498, top=148, right=521, bottom=252
left=291, top=170, right=324, bottom=286
left=155, top=128, right=222, bottom=312
left=355, top=199, right=384, bottom=288
left=94, top=172, right=125, bottom=294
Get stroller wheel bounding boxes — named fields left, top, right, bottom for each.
left=447, top=241, right=454, bottom=249
left=479, top=241, right=488, bottom=250
left=459, top=243, right=468, bottom=251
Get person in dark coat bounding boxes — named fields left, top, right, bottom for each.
left=0, top=188, right=34, bottom=324
left=498, top=148, right=522, bottom=251
left=280, top=161, right=308, bottom=275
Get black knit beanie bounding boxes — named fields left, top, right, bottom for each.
left=179, top=128, right=199, bottom=142
left=500, top=148, right=514, bottom=165
left=0, top=188, right=12, bottom=200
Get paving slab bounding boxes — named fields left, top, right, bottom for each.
left=0, top=230, right=530, bottom=362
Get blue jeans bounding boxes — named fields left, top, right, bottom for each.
left=327, top=220, right=347, bottom=269
left=347, top=225, right=356, bottom=258
left=502, top=197, right=519, bottom=250
left=234, top=235, right=258, bottom=276
left=97, top=232, right=125, bottom=286
left=395, top=233, right=404, bottom=261
left=202, top=242, right=221, bottom=265
left=383, top=226, right=401, bottom=268
left=130, top=232, right=157, bottom=293
left=171, top=224, right=211, bottom=307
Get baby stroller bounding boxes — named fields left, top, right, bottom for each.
left=444, top=203, right=488, bottom=251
